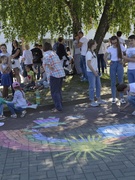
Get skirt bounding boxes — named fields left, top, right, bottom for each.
left=1, top=73, right=12, bottom=86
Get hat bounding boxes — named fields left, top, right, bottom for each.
left=12, top=82, right=20, bottom=88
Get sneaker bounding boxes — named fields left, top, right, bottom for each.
left=120, top=98, right=126, bottom=104
left=90, top=102, right=99, bottom=107
left=81, top=78, right=88, bottom=82
left=0, top=115, right=6, bottom=120
left=132, top=111, right=135, bottom=116
left=112, top=98, right=116, bottom=104
left=11, top=114, right=17, bottom=118
left=80, top=75, right=84, bottom=80
left=20, top=110, right=27, bottom=118
left=97, top=99, right=106, bottom=104
left=0, top=122, right=4, bottom=126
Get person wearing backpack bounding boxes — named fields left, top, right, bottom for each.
left=31, top=43, right=43, bottom=80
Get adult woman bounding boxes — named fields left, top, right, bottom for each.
left=104, top=36, right=126, bottom=104
left=43, top=42, right=65, bottom=112
left=86, top=39, right=106, bottom=107
left=11, top=40, right=21, bottom=83
left=73, top=34, right=82, bottom=74
left=56, top=37, right=69, bottom=67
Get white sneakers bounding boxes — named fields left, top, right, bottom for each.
left=90, top=99, right=106, bottom=107
left=97, top=99, right=106, bottom=105
left=112, top=98, right=126, bottom=104
left=11, top=114, right=17, bottom=118
left=90, top=102, right=99, bottom=107
left=20, top=110, right=27, bottom=118
left=120, top=98, right=126, bottom=104
left=11, top=110, right=27, bottom=118
left=112, top=98, right=116, bottom=104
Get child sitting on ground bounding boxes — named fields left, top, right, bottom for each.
left=116, top=83, right=135, bottom=115
left=64, top=47, right=74, bottom=75
left=34, top=66, right=49, bottom=90
left=7, top=82, right=28, bottom=118
left=23, top=65, right=36, bottom=91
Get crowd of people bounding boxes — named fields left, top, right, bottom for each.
left=0, top=30, right=135, bottom=119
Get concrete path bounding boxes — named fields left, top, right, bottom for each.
left=0, top=100, right=135, bottom=180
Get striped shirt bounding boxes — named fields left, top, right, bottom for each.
left=43, top=50, right=65, bottom=81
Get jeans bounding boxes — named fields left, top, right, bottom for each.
left=110, top=61, right=124, bottom=99
left=128, top=96, right=135, bottom=108
left=80, top=55, right=88, bottom=79
left=7, top=102, right=25, bottom=115
left=87, top=71, right=101, bottom=101
left=50, top=76, right=63, bottom=111
left=97, top=54, right=106, bottom=73
left=127, top=69, right=135, bottom=83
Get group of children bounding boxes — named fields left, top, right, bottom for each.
left=86, top=34, right=135, bottom=115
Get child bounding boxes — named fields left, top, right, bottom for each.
left=23, top=65, right=35, bottom=91
left=7, top=82, right=27, bottom=118
left=116, top=83, right=135, bottom=115
left=86, top=39, right=106, bottom=107
left=0, top=56, right=12, bottom=98
left=64, top=47, right=74, bottom=75
left=34, top=66, right=49, bottom=90
left=123, top=35, right=135, bottom=83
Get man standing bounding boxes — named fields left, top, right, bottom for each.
left=78, top=31, right=88, bottom=81
left=97, top=42, right=106, bottom=74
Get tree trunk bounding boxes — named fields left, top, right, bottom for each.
left=72, top=17, right=82, bottom=38
left=64, top=0, right=82, bottom=38
left=94, top=0, right=113, bottom=54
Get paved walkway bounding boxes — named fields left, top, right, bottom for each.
left=0, top=99, right=135, bottom=180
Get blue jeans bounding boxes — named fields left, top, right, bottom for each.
left=110, top=61, right=124, bottom=99
left=50, top=76, right=63, bottom=111
left=87, top=71, right=101, bottom=101
left=7, top=102, right=25, bottom=115
left=127, top=69, right=135, bottom=83
left=80, top=55, right=88, bottom=79
left=128, top=96, right=135, bottom=108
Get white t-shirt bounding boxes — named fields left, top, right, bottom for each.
left=22, top=50, right=33, bottom=65
left=118, top=37, right=125, bottom=44
left=73, top=40, right=80, bottom=55
left=106, top=45, right=126, bottom=61
left=0, top=52, right=10, bottom=57
left=79, top=36, right=88, bottom=56
left=86, top=51, right=98, bottom=72
left=126, top=47, right=135, bottom=70
left=98, top=42, right=106, bottom=54
left=129, top=83, right=135, bottom=93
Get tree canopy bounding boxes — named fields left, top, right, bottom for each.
left=0, top=0, right=135, bottom=45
